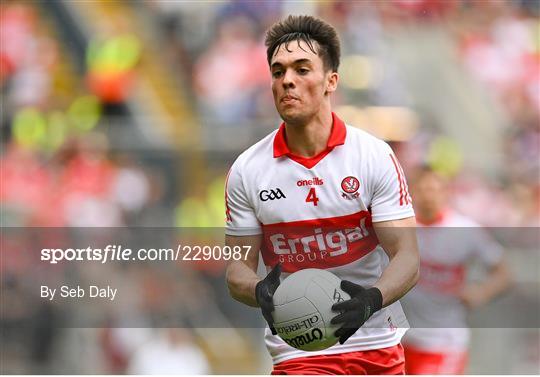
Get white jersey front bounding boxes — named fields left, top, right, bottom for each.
left=225, top=113, right=415, bottom=364
left=400, top=210, right=504, bottom=352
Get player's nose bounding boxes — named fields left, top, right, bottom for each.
left=282, top=69, right=295, bottom=89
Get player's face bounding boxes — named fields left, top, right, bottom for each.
left=411, top=172, right=447, bottom=218
left=270, top=40, right=337, bottom=125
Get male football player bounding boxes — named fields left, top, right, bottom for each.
left=225, top=15, right=419, bottom=374
left=401, top=166, right=511, bottom=374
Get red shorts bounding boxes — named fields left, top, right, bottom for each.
left=271, top=344, right=405, bottom=375
left=404, top=345, right=468, bottom=374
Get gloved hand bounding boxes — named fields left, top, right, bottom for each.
left=330, top=280, right=383, bottom=344
left=255, top=263, right=282, bottom=335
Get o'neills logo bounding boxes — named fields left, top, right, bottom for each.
left=283, top=328, right=324, bottom=348
left=297, top=177, right=324, bottom=187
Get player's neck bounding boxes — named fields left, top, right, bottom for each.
left=284, top=110, right=333, bottom=158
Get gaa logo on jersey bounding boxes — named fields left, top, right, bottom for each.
left=340, top=176, right=360, bottom=200
left=259, top=188, right=286, bottom=201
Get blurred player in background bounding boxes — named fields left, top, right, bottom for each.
left=401, top=166, right=512, bottom=374
left=225, top=15, right=419, bottom=374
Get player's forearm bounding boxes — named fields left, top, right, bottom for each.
left=486, top=261, right=511, bottom=298
left=374, top=249, right=419, bottom=307
left=226, top=261, right=261, bottom=307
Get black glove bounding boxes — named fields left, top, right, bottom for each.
left=255, top=263, right=282, bottom=335
left=330, top=280, right=383, bottom=344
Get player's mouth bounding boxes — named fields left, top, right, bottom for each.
left=281, top=95, right=299, bottom=104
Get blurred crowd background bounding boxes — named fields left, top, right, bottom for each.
left=1, top=0, right=539, bottom=374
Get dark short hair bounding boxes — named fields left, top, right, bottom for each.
left=265, top=15, right=341, bottom=72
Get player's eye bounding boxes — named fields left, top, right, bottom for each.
left=298, top=68, right=309, bottom=75
left=272, top=70, right=283, bottom=78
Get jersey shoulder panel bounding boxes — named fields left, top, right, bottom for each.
left=344, top=125, right=396, bottom=171
left=225, top=129, right=278, bottom=235
left=344, top=125, right=414, bottom=222
left=344, top=125, right=389, bottom=152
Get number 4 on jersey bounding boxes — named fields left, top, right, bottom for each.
left=305, top=188, right=319, bottom=206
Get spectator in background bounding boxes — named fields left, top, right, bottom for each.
left=58, top=135, right=122, bottom=227
left=0, top=144, right=53, bottom=225
left=193, top=14, right=267, bottom=125
left=401, top=166, right=512, bottom=374
left=86, top=17, right=140, bottom=113
left=111, top=154, right=151, bottom=218
left=0, top=3, right=58, bottom=119
left=0, top=4, right=38, bottom=85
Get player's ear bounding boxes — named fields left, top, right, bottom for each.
left=325, top=71, right=338, bottom=95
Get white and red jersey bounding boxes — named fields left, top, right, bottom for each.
left=401, top=210, right=504, bottom=352
left=225, top=113, right=415, bottom=364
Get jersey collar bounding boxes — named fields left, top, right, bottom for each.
left=273, top=112, right=347, bottom=167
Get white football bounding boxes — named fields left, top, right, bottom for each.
left=272, top=268, right=350, bottom=351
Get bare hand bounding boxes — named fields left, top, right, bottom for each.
left=459, top=284, right=488, bottom=309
